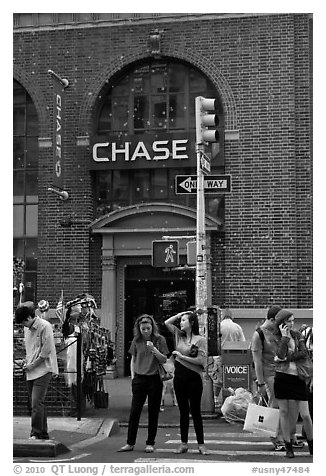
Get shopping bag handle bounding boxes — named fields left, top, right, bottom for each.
left=258, top=395, right=269, bottom=407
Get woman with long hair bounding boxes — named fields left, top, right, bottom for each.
left=118, top=314, right=169, bottom=453
left=273, top=309, right=313, bottom=458
left=164, top=310, right=209, bottom=455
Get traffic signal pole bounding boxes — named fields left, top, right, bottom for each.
left=195, top=96, right=208, bottom=339
left=195, top=96, right=216, bottom=414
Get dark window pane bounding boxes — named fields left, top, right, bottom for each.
left=13, top=106, right=25, bottom=135
left=169, top=64, right=186, bottom=92
left=189, top=93, right=197, bottom=129
left=151, top=95, right=167, bottom=129
left=134, top=65, right=150, bottom=93
left=26, top=137, right=38, bottom=168
left=111, top=97, right=129, bottom=131
left=134, top=170, right=150, bottom=199
left=98, top=101, right=112, bottom=131
left=152, top=169, right=168, bottom=199
left=151, top=64, right=168, bottom=93
left=97, top=172, right=112, bottom=202
left=13, top=171, right=25, bottom=200
left=25, top=238, right=38, bottom=271
left=134, top=96, right=149, bottom=130
left=13, top=84, right=26, bottom=105
left=189, top=68, right=208, bottom=92
left=13, top=238, right=25, bottom=258
left=112, top=170, right=129, bottom=201
left=112, top=75, right=130, bottom=96
left=13, top=137, right=25, bottom=169
left=169, top=94, right=185, bottom=129
left=26, top=98, right=38, bottom=135
left=25, top=170, right=38, bottom=201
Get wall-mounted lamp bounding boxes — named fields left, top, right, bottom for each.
left=48, top=187, right=69, bottom=201
left=149, top=29, right=162, bottom=56
left=48, top=69, right=69, bottom=88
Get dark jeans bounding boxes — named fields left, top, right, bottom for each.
left=26, top=372, right=52, bottom=439
left=173, top=361, right=204, bottom=444
left=127, top=374, right=163, bottom=446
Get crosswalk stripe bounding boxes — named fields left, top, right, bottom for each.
left=140, top=448, right=310, bottom=457
left=165, top=439, right=273, bottom=445
left=135, top=458, right=223, bottom=463
left=187, top=432, right=270, bottom=438
left=135, top=458, right=222, bottom=463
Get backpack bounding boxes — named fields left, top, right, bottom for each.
left=301, top=326, right=313, bottom=359
left=255, top=327, right=265, bottom=350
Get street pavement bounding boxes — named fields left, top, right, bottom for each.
left=13, top=377, right=312, bottom=463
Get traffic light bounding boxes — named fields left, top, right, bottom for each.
left=195, top=96, right=220, bottom=144
left=152, top=240, right=179, bottom=268
left=186, top=241, right=196, bottom=266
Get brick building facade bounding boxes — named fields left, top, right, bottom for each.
left=13, top=13, right=313, bottom=376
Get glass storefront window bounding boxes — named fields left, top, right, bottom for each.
left=95, top=60, right=224, bottom=217
left=151, top=95, right=167, bottom=129
left=112, top=170, right=130, bottom=201
left=152, top=169, right=168, bottom=199
left=134, top=96, right=149, bottom=130
left=133, top=170, right=150, bottom=200
left=13, top=80, right=39, bottom=301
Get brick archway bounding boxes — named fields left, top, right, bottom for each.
left=13, top=65, right=49, bottom=136
left=77, top=49, right=238, bottom=136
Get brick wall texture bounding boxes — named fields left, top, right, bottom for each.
left=13, top=13, right=313, bottom=310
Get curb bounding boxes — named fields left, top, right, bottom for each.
left=70, top=419, right=120, bottom=450
left=13, top=439, right=70, bottom=458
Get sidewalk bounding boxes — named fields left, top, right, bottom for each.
left=13, top=377, right=304, bottom=457
left=14, top=377, right=218, bottom=455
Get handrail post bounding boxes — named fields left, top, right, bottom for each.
left=76, top=332, right=82, bottom=421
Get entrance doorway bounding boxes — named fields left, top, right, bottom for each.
left=124, top=265, right=195, bottom=375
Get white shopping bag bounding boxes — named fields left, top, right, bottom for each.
left=243, top=402, right=280, bottom=437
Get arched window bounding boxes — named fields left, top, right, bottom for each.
left=13, top=80, right=38, bottom=302
left=93, top=60, right=224, bottom=221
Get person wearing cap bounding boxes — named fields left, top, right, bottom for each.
left=274, top=309, right=313, bottom=458
left=220, top=308, right=246, bottom=347
left=15, top=302, right=58, bottom=440
left=118, top=314, right=169, bottom=454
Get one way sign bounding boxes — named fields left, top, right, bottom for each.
left=175, top=175, right=231, bottom=194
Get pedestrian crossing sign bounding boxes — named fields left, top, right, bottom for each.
left=152, top=240, right=179, bottom=268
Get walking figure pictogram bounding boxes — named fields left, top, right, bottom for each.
left=165, top=244, right=176, bottom=263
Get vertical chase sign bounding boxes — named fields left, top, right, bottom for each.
left=52, top=75, right=65, bottom=189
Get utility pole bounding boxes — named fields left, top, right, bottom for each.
left=195, top=96, right=220, bottom=413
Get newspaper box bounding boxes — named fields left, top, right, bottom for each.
left=222, top=341, right=252, bottom=391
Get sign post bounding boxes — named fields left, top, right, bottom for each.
left=195, top=96, right=221, bottom=413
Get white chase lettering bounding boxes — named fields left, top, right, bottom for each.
left=130, top=141, right=151, bottom=161
left=153, top=140, right=169, bottom=160
left=92, top=139, right=189, bottom=163
left=172, top=139, right=188, bottom=159
left=225, top=365, right=248, bottom=374
left=56, top=94, right=62, bottom=160
left=55, top=160, right=61, bottom=178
